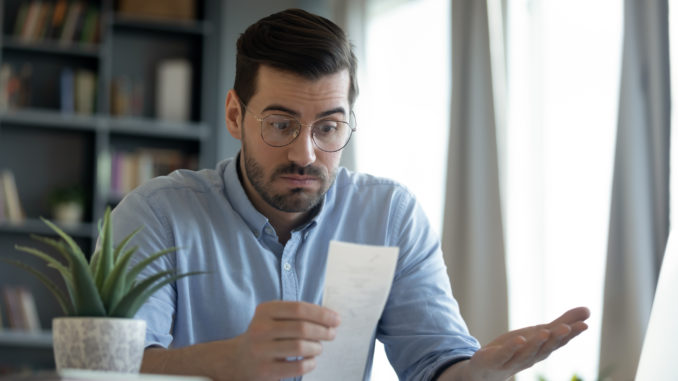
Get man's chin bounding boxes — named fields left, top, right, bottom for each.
left=269, top=190, right=323, bottom=213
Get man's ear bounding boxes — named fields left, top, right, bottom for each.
left=225, top=89, right=243, bottom=140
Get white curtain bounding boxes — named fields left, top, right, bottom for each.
left=329, top=0, right=368, bottom=172
left=599, top=0, right=671, bottom=379
left=442, top=0, right=508, bottom=346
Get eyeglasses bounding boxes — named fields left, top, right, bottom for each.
left=241, top=102, right=357, bottom=152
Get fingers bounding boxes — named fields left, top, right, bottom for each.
left=502, top=328, right=549, bottom=370
left=273, top=320, right=337, bottom=341
left=549, top=306, right=591, bottom=326
left=269, top=357, right=317, bottom=379
left=531, top=324, right=571, bottom=363
left=507, top=319, right=590, bottom=369
left=257, top=300, right=341, bottom=328
left=250, top=357, right=318, bottom=380
left=466, top=307, right=591, bottom=381
left=264, top=338, right=324, bottom=359
left=477, top=335, right=528, bottom=366
left=238, top=301, right=340, bottom=380
left=251, top=301, right=339, bottom=343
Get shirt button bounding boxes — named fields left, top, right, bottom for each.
left=265, top=226, right=275, bottom=236
left=283, top=263, right=292, bottom=271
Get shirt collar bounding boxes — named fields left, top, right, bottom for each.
left=222, top=155, right=269, bottom=237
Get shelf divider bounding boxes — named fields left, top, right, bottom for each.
left=0, top=330, right=53, bottom=348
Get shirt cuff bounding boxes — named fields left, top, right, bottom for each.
left=430, top=356, right=472, bottom=380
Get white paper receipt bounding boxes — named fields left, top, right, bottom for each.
left=304, top=240, right=399, bottom=381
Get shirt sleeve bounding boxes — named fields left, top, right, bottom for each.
left=377, top=188, right=480, bottom=380
left=110, top=190, right=177, bottom=349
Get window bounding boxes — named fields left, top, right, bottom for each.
left=358, top=0, right=450, bottom=379
left=357, top=0, right=451, bottom=233
left=502, top=1, right=622, bottom=379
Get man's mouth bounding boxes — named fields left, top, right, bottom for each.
left=278, top=175, right=319, bottom=187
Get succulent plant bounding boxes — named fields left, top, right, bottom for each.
left=3, top=207, right=201, bottom=317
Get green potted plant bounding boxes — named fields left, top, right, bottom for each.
left=2, top=207, right=201, bottom=372
left=47, top=186, right=86, bottom=226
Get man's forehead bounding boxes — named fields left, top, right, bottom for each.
left=252, top=65, right=350, bottom=106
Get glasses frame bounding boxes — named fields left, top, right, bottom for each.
left=240, top=101, right=357, bottom=153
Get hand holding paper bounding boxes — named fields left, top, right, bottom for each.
left=232, top=300, right=339, bottom=380
left=305, top=241, right=399, bottom=381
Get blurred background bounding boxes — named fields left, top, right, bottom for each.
left=0, top=0, right=675, bottom=380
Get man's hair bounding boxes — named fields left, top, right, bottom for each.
left=234, top=8, right=358, bottom=108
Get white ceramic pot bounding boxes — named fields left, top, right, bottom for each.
left=52, top=317, right=146, bottom=372
left=53, top=202, right=84, bottom=226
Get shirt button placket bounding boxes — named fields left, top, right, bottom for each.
left=281, top=237, right=299, bottom=301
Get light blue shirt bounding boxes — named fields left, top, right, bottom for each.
left=110, top=157, right=480, bottom=381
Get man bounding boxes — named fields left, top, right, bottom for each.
left=111, top=8, right=590, bottom=381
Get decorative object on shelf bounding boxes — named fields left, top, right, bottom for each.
left=1, top=207, right=203, bottom=372
left=156, top=59, right=192, bottom=122
left=0, top=62, right=33, bottom=111
left=119, top=0, right=196, bottom=22
left=47, top=186, right=86, bottom=226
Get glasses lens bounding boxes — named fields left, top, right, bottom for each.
left=312, top=120, right=352, bottom=152
left=261, top=115, right=300, bottom=146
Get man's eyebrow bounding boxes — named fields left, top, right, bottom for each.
left=262, top=104, right=299, bottom=115
left=316, top=107, right=346, bottom=119
left=261, top=105, right=346, bottom=119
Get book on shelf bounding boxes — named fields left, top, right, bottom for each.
left=0, top=295, right=4, bottom=330
left=0, top=64, right=10, bottom=111
left=18, top=288, right=41, bottom=332
left=0, top=170, right=26, bottom=224
left=110, top=149, right=198, bottom=197
left=156, top=59, right=192, bottom=123
left=80, top=6, right=101, bottom=44
left=59, top=2, right=83, bottom=45
left=13, top=2, right=30, bottom=37
left=0, top=174, right=5, bottom=222
left=0, top=288, right=19, bottom=330
left=60, top=68, right=96, bottom=115
left=11, top=0, right=100, bottom=45
left=74, top=70, right=96, bottom=115
left=48, top=0, right=69, bottom=40
left=20, top=1, right=42, bottom=42
left=60, top=68, right=74, bottom=113
left=110, top=76, right=144, bottom=117
left=0, top=287, right=40, bottom=332
left=119, top=0, right=197, bottom=22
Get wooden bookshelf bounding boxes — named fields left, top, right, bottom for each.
left=0, top=0, right=223, bottom=372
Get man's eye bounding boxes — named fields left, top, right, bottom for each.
left=266, top=118, right=293, bottom=131
left=315, top=121, right=340, bottom=135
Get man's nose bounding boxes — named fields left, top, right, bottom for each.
left=287, top=127, right=317, bottom=167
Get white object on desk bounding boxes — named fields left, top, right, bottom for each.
left=305, top=240, right=399, bottom=381
left=60, top=370, right=210, bottom=380
left=0, top=369, right=211, bottom=380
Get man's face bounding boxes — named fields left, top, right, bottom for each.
left=239, top=66, right=350, bottom=214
